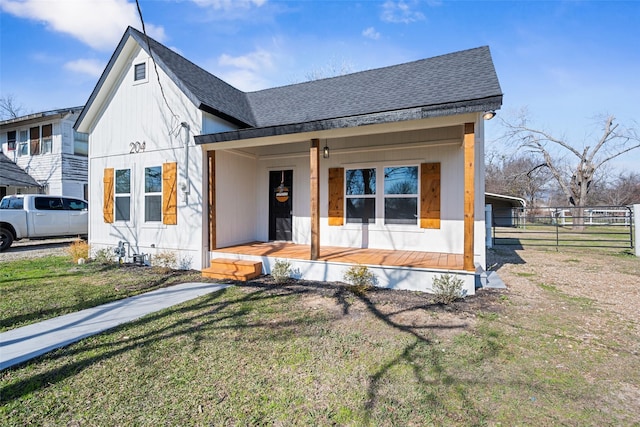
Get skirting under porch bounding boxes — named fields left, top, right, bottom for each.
left=207, top=242, right=477, bottom=295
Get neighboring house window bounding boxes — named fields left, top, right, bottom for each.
left=384, top=166, right=418, bottom=225
left=345, top=168, right=376, bottom=223
left=30, top=126, right=40, bottom=155
left=17, top=130, right=28, bottom=156
left=134, top=62, right=146, bottom=81
left=7, top=131, right=16, bottom=151
left=144, top=166, right=162, bottom=222
left=41, top=124, right=53, bottom=154
left=115, top=169, right=131, bottom=221
left=74, top=131, right=88, bottom=156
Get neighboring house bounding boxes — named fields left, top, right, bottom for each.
left=0, top=107, right=89, bottom=200
left=485, top=192, right=526, bottom=227
left=0, top=152, right=42, bottom=198
left=75, top=26, right=503, bottom=295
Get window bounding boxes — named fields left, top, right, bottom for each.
left=7, top=131, right=16, bottom=151
left=384, top=166, right=418, bottom=225
left=134, top=62, right=146, bottom=81
left=115, top=169, right=131, bottom=221
left=345, top=168, right=376, bottom=223
left=34, top=197, right=64, bottom=210
left=74, top=131, right=88, bottom=156
left=30, top=126, right=40, bottom=155
left=63, top=198, right=88, bottom=211
left=41, top=124, right=52, bottom=154
left=0, top=197, right=23, bottom=209
left=18, top=130, right=28, bottom=156
left=144, top=166, right=162, bottom=222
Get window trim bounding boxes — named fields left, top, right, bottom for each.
left=133, top=60, right=149, bottom=85
left=144, top=165, right=162, bottom=222
left=114, top=168, right=131, bottom=222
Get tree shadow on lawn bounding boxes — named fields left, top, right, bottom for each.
left=0, top=266, right=201, bottom=332
left=1, top=279, right=514, bottom=423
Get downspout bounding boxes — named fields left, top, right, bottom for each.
left=181, top=122, right=190, bottom=204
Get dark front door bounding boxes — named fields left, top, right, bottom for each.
left=269, top=170, right=293, bottom=241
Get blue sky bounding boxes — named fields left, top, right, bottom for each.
left=1, top=0, right=638, bottom=170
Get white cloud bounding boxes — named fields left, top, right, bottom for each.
left=218, top=49, right=273, bottom=72
left=216, top=49, right=275, bottom=91
left=0, top=0, right=166, bottom=51
left=362, top=27, right=381, bottom=40
left=381, top=0, right=425, bottom=24
left=191, top=0, right=267, bottom=10
left=64, top=59, right=105, bottom=78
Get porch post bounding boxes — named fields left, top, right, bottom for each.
left=463, top=123, right=475, bottom=271
left=310, top=139, right=320, bottom=260
left=207, top=150, right=216, bottom=250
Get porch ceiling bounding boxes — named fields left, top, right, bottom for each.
left=212, top=241, right=464, bottom=271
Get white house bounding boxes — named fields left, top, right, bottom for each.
left=0, top=107, right=88, bottom=200
left=75, top=27, right=503, bottom=295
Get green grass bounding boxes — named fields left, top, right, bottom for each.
left=0, top=255, right=210, bottom=332
left=1, top=254, right=638, bottom=425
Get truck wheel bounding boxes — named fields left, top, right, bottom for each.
left=0, top=228, right=14, bottom=251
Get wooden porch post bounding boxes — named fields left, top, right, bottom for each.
left=463, top=123, right=475, bottom=271
left=207, top=150, right=216, bottom=250
left=310, top=139, right=320, bottom=260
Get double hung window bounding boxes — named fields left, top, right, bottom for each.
left=345, top=168, right=376, bottom=223
left=18, top=130, right=28, bottom=156
left=115, top=169, right=131, bottom=221
left=144, top=166, right=162, bottom=222
left=7, top=131, right=16, bottom=151
left=384, top=166, right=418, bottom=225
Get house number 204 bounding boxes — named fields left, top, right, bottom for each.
left=129, top=141, right=146, bottom=153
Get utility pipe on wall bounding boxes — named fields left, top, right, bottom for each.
left=181, top=122, right=190, bottom=204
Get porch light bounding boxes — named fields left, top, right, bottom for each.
left=323, top=143, right=330, bottom=158
left=482, top=110, right=496, bottom=120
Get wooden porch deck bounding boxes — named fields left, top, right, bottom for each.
left=213, top=242, right=464, bottom=270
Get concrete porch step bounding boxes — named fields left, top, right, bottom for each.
left=202, top=258, right=262, bottom=281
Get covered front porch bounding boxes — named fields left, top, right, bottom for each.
left=207, top=241, right=477, bottom=295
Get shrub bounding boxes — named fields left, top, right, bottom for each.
left=271, top=259, right=292, bottom=283
left=343, top=264, right=376, bottom=295
left=92, top=248, right=115, bottom=264
left=67, top=240, right=90, bottom=263
left=153, top=251, right=178, bottom=270
left=432, top=273, right=464, bottom=304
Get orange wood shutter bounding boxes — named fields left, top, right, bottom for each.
left=420, top=162, right=441, bottom=229
left=103, top=168, right=114, bottom=223
left=328, top=167, right=344, bottom=226
left=163, top=162, right=178, bottom=225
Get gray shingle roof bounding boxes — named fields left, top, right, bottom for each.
left=0, top=153, right=41, bottom=188
left=246, top=46, right=502, bottom=128
left=77, top=27, right=502, bottom=143
left=127, top=28, right=256, bottom=127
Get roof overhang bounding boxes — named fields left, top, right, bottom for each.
left=196, top=95, right=502, bottom=150
left=485, top=192, right=526, bottom=207
left=0, top=107, right=83, bottom=130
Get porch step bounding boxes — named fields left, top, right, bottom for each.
left=202, top=258, right=263, bottom=281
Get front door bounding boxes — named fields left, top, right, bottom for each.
left=269, top=170, right=293, bottom=241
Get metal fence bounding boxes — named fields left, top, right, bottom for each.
left=491, top=205, right=634, bottom=250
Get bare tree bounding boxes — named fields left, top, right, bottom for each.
left=485, top=151, right=551, bottom=207
left=501, top=113, right=640, bottom=226
left=0, top=94, right=25, bottom=120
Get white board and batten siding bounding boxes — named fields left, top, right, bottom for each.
left=87, top=46, right=236, bottom=270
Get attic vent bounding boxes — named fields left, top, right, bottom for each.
left=134, top=62, right=146, bottom=81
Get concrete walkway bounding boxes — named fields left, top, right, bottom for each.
left=0, top=282, right=229, bottom=371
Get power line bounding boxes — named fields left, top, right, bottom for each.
left=135, top=0, right=180, bottom=135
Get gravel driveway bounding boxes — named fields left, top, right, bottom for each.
left=0, top=238, right=79, bottom=261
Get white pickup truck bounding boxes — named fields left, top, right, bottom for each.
left=0, top=195, right=88, bottom=251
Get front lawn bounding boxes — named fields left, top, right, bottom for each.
left=1, top=250, right=638, bottom=425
